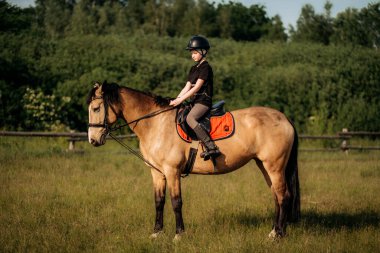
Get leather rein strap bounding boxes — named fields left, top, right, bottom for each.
left=110, top=106, right=176, bottom=131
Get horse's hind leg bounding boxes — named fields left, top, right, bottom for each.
left=255, top=159, right=281, bottom=237
left=150, top=169, right=166, bottom=238
left=263, top=160, right=291, bottom=238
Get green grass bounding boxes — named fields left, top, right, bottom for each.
left=1, top=137, right=379, bottom=252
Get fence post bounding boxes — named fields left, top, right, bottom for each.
left=340, top=128, right=349, bottom=154
left=68, top=130, right=75, bottom=151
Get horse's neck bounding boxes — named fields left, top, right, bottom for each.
left=119, top=88, right=171, bottom=136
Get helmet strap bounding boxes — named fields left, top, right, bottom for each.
left=196, top=49, right=208, bottom=63
left=197, top=49, right=207, bottom=57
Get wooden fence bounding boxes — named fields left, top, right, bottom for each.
left=0, top=131, right=136, bottom=151
left=1, top=130, right=380, bottom=152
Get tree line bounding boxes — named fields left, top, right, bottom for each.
left=0, top=0, right=379, bottom=134
left=2, top=0, right=380, bottom=46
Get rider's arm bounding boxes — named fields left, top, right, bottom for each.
left=176, top=82, right=192, bottom=98
left=170, top=79, right=204, bottom=106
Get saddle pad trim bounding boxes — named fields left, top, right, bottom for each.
left=176, top=112, right=235, bottom=143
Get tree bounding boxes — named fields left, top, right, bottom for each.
left=197, top=0, right=219, bottom=37
left=262, top=15, right=287, bottom=42
left=166, top=0, right=193, bottom=36
left=216, top=2, right=271, bottom=41
left=143, top=0, right=170, bottom=35
left=125, top=0, right=147, bottom=32
left=291, top=1, right=333, bottom=44
left=362, top=3, right=380, bottom=48
left=0, top=0, right=34, bottom=33
left=67, top=0, right=99, bottom=35
left=332, top=3, right=380, bottom=48
left=43, top=0, right=73, bottom=37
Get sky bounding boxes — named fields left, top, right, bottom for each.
left=8, top=0, right=374, bottom=29
left=216, top=0, right=373, bottom=29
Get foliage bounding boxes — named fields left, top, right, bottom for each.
left=290, top=1, right=380, bottom=47
left=0, top=0, right=379, bottom=133
left=0, top=0, right=34, bottom=33
left=23, top=87, right=71, bottom=131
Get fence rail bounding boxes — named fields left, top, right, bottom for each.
left=1, top=130, right=379, bottom=152
left=0, top=131, right=136, bottom=151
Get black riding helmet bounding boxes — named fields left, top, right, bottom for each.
left=186, top=35, right=210, bottom=58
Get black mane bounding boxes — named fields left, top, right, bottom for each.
left=86, top=81, right=120, bottom=105
left=102, top=81, right=121, bottom=105
left=87, top=81, right=171, bottom=107
left=153, top=94, right=171, bottom=107
left=135, top=90, right=171, bottom=107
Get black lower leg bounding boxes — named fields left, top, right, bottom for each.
left=171, top=196, right=184, bottom=234
left=273, top=195, right=280, bottom=231
left=277, top=198, right=290, bottom=236
left=154, top=196, right=165, bottom=232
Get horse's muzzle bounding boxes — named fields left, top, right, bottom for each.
left=89, top=133, right=107, bottom=146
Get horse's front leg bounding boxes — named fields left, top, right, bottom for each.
left=150, top=169, right=166, bottom=239
left=166, top=168, right=185, bottom=240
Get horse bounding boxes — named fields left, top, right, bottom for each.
left=87, top=81, right=300, bottom=240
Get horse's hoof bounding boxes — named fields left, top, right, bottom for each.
left=268, top=229, right=285, bottom=240
left=150, top=231, right=164, bottom=239
left=173, top=233, right=185, bottom=243
left=268, top=229, right=277, bottom=239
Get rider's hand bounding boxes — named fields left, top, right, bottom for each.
left=170, top=98, right=182, bottom=107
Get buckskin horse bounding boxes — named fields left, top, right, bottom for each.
left=87, top=81, right=300, bottom=240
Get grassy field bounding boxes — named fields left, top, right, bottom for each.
left=1, top=136, right=379, bottom=252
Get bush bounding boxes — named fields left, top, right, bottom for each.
left=1, top=34, right=379, bottom=133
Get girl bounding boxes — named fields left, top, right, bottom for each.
left=170, top=35, right=221, bottom=160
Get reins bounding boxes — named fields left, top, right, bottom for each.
left=108, top=132, right=164, bottom=174
left=109, top=106, right=176, bottom=131
left=107, top=106, right=177, bottom=175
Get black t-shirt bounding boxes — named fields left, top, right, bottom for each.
left=187, top=61, right=213, bottom=107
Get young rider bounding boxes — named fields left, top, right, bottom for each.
left=170, top=35, right=221, bottom=160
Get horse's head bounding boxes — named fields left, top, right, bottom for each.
left=87, top=82, right=119, bottom=146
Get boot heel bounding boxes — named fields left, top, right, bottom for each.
left=203, top=153, right=211, bottom=161
left=200, top=151, right=211, bottom=161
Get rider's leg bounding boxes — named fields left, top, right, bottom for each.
left=186, top=103, right=209, bottom=129
left=186, top=104, right=221, bottom=160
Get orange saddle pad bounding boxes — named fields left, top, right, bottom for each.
left=176, top=112, right=235, bottom=143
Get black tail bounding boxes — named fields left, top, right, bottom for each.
left=286, top=125, right=301, bottom=223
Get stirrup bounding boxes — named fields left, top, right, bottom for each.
left=200, top=149, right=221, bottom=161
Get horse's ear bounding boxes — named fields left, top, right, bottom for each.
left=94, top=82, right=101, bottom=88
left=93, top=81, right=103, bottom=96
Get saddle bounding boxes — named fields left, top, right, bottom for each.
left=176, top=100, right=235, bottom=143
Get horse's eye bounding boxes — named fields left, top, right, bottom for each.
left=93, top=107, right=100, bottom=112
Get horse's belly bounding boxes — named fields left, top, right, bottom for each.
left=191, top=154, right=252, bottom=175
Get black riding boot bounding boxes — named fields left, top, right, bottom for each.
left=193, top=124, right=221, bottom=161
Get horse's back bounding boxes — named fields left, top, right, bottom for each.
left=231, top=106, right=295, bottom=159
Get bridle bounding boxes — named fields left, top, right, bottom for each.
left=88, top=96, right=110, bottom=130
